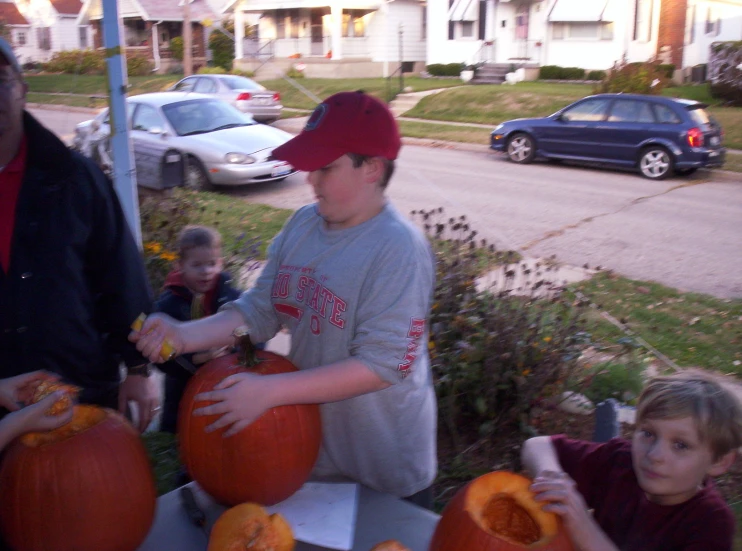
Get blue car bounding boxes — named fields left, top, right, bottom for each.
left=490, top=93, right=725, bottom=180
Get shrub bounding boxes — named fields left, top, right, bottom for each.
left=594, top=56, right=669, bottom=95
left=231, top=68, right=255, bottom=78
left=708, top=41, right=742, bottom=106
left=413, top=208, right=590, bottom=454
left=539, top=65, right=586, bottom=80
left=426, top=63, right=463, bottom=77
left=43, top=50, right=106, bottom=75
left=197, top=66, right=227, bottom=74
left=169, top=36, right=184, bottom=61
left=587, top=70, right=606, bottom=81
left=127, top=54, right=153, bottom=76
left=657, top=63, right=676, bottom=79
left=209, top=31, right=234, bottom=71
left=285, top=66, right=304, bottom=79
left=580, top=341, right=646, bottom=406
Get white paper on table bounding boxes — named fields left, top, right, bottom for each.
left=266, top=482, right=359, bottom=551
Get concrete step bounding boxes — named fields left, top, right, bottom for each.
left=472, top=76, right=506, bottom=84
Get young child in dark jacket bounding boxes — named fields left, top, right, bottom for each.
left=155, top=226, right=240, bottom=434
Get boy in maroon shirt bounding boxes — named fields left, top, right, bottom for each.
left=522, top=369, right=741, bottom=551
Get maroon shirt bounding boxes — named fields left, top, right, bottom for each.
left=551, top=435, right=735, bottom=551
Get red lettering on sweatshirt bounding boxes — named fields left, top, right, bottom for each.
left=398, top=318, right=425, bottom=376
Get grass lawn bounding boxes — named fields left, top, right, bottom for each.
left=398, top=120, right=492, bottom=144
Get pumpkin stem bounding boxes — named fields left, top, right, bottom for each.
left=234, top=326, right=260, bottom=368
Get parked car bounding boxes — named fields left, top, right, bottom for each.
left=490, top=93, right=725, bottom=180
left=169, top=74, right=283, bottom=123
left=72, top=93, right=296, bottom=189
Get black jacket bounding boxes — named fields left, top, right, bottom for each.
left=0, top=111, right=152, bottom=406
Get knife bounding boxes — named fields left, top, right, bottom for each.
left=180, top=486, right=210, bottom=543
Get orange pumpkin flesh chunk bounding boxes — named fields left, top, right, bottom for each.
left=29, top=379, right=80, bottom=416
left=208, top=503, right=294, bottom=551
left=22, top=405, right=106, bottom=447
left=370, top=540, right=411, bottom=551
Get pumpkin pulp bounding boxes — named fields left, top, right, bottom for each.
left=22, top=405, right=106, bottom=446
left=481, top=493, right=541, bottom=545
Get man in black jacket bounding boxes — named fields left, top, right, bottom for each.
left=0, top=38, right=160, bottom=432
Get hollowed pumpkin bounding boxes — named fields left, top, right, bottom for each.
left=208, top=503, right=294, bottom=551
left=179, top=332, right=322, bottom=506
left=429, top=471, right=574, bottom=551
left=370, top=540, right=411, bottom=551
left=0, top=406, right=157, bottom=551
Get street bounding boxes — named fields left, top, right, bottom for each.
left=30, top=106, right=742, bottom=298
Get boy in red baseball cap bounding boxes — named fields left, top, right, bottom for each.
left=131, top=91, right=438, bottom=506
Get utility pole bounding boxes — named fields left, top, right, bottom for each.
left=101, top=0, right=141, bottom=246
left=183, top=0, right=193, bottom=76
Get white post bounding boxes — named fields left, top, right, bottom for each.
left=101, top=0, right=141, bottom=246
left=235, top=2, right=244, bottom=60
left=330, top=3, right=343, bottom=60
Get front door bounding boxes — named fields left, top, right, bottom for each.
left=310, top=8, right=324, bottom=55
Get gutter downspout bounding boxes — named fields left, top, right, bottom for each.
left=152, top=20, right=163, bottom=72
left=382, top=0, right=396, bottom=78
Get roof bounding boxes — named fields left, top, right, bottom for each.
left=0, top=2, right=30, bottom=25
left=224, top=0, right=381, bottom=14
left=548, top=0, right=611, bottom=22
left=79, top=0, right=219, bottom=22
left=51, top=0, right=83, bottom=14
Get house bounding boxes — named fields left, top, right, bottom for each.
left=0, top=0, right=33, bottom=64
left=658, top=0, right=742, bottom=81
left=429, top=0, right=662, bottom=75
left=77, top=0, right=221, bottom=73
left=2, top=0, right=88, bottom=64
left=226, top=0, right=427, bottom=78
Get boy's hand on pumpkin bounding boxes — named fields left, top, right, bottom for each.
left=0, top=371, right=60, bottom=411
left=531, top=472, right=592, bottom=529
left=192, top=372, right=273, bottom=437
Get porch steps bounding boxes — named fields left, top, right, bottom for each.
left=388, top=87, right=455, bottom=117
left=471, top=63, right=510, bottom=85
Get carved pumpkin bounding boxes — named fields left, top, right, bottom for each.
left=429, top=471, right=574, bottom=551
left=370, top=540, right=411, bottom=551
left=0, top=406, right=157, bottom=551
left=208, top=502, right=294, bottom=551
left=178, top=333, right=322, bottom=506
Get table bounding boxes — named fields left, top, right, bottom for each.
left=137, top=483, right=441, bottom=551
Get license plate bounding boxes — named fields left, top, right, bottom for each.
left=709, top=150, right=719, bottom=157
left=710, top=136, right=720, bottom=146
left=271, top=163, right=292, bottom=177
left=256, top=97, right=270, bottom=105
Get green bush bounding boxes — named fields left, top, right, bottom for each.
left=169, top=36, right=184, bottom=61
left=426, top=63, right=464, bottom=77
left=658, top=63, right=676, bottom=79
left=539, top=65, right=586, bottom=80
left=127, top=54, right=153, bottom=76
left=209, top=31, right=234, bottom=71
left=231, top=68, right=255, bottom=78
left=581, top=350, right=646, bottom=406
left=587, top=70, right=607, bottom=81
left=594, top=56, right=669, bottom=95
left=286, top=66, right=305, bottom=79
left=709, top=42, right=742, bottom=106
left=197, top=66, right=227, bottom=74
left=413, top=208, right=590, bottom=453
left=43, top=50, right=106, bottom=75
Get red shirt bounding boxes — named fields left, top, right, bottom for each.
left=0, top=136, right=28, bottom=273
left=551, top=435, right=735, bottom=551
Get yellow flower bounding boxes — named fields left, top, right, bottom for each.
left=543, top=336, right=552, bottom=342
left=159, top=251, right=177, bottom=262
left=144, top=242, right=162, bottom=254
left=521, top=369, right=531, bottom=376
left=428, top=340, right=435, bottom=350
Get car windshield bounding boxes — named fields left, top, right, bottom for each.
left=221, top=76, right=265, bottom=91
left=687, top=106, right=712, bottom=126
left=162, top=99, right=254, bottom=136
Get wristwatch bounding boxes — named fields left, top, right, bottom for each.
left=127, top=363, right=153, bottom=377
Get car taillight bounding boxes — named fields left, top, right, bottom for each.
left=272, top=92, right=281, bottom=101
left=237, top=92, right=252, bottom=101
left=687, top=127, right=704, bottom=148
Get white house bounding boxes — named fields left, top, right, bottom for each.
left=0, top=0, right=34, bottom=65
left=428, top=0, right=662, bottom=71
left=681, top=0, right=742, bottom=70
left=226, top=0, right=427, bottom=77
left=13, top=0, right=88, bottom=63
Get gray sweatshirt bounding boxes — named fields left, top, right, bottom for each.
left=227, top=202, right=437, bottom=497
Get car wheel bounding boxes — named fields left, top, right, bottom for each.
left=638, top=147, right=673, bottom=180
left=184, top=156, right=213, bottom=191
left=676, top=167, right=698, bottom=176
left=507, top=133, right=536, bottom=164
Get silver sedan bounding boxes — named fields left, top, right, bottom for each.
left=73, top=92, right=296, bottom=189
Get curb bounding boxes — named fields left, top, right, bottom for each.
left=27, top=102, right=101, bottom=114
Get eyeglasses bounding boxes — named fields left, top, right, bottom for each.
left=0, top=76, right=19, bottom=90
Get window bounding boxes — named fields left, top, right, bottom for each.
left=132, top=104, right=166, bottom=132
left=515, top=4, right=529, bottom=40
left=79, top=27, right=87, bottom=49
left=633, top=0, right=653, bottom=42
left=342, top=10, right=366, bottom=37
left=607, top=100, right=655, bottom=123
left=173, top=77, right=197, bottom=92
left=561, top=99, right=610, bottom=122
left=421, top=3, right=427, bottom=40
left=193, top=77, right=217, bottom=94
left=551, top=22, right=612, bottom=40
left=37, top=27, right=51, bottom=50
left=652, top=104, right=681, bottom=124
left=16, top=31, right=26, bottom=46
left=461, top=21, right=474, bottom=38
left=685, top=4, right=695, bottom=44
left=705, top=7, right=720, bottom=35
left=289, top=9, right=299, bottom=39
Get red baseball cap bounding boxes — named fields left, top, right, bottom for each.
left=272, top=90, right=401, bottom=172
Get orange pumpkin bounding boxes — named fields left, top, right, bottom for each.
left=208, top=503, right=294, bottom=551
left=429, top=471, right=574, bottom=551
left=178, top=333, right=322, bottom=506
left=28, top=378, right=80, bottom=416
left=370, top=540, right=411, bottom=551
left=0, top=406, right=157, bottom=551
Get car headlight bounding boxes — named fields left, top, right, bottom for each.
left=225, top=153, right=256, bottom=164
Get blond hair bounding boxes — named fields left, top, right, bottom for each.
left=176, top=225, right=222, bottom=260
left=636, top=369, right=742, bottom=459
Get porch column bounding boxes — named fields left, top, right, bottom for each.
left=235, top=1, right=244, bottom=60
left=330, top=3, right=342, bottom=60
